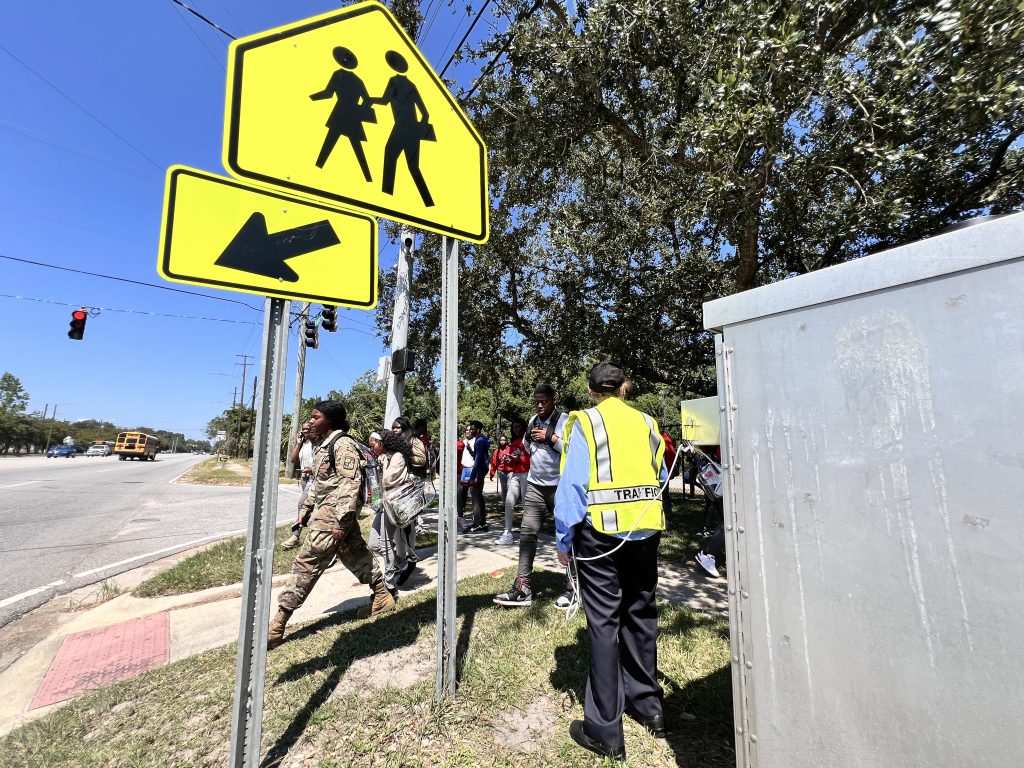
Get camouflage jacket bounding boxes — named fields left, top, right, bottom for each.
left=300, top=429, right=363, bottom=531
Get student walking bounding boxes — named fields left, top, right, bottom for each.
left=493, top=385, right=569, bottom=606
left=268, top=401, right=392, bottom=650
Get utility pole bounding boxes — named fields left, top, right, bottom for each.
left=230, top=387, right=239, bottom=455
left=246, top=376, right=257, bottom=458
left=235, top=354, right=254, bottom=458
left=44, top=405, right=58, bottom=451
left=384, top=231, right=414, bottom=428
left=285, top=303, right=310, bottom=478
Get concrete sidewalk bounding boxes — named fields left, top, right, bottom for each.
left=0, top=504, right=727, bottom=737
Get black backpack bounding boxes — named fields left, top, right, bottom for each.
left=525, top=409, right=564, bottom=446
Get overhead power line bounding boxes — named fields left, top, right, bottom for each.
left=440, top=0, right=496, bottom=77
left=168, top=0, right=237, bottom=40
left=0, top=45, right=164, bottom=172
left=0, top=253, right=262, bottom=311
left=0, top=293, right=261, bottom=324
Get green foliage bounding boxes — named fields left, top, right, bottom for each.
left=381, top=0, right=1023, bottom=403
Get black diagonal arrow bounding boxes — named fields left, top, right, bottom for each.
left=214, top=212, right=341, bottom=282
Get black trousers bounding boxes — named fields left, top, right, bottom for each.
left=574, top=524, right=663, bottom=748
left=457, top=482, right=485, bottom=526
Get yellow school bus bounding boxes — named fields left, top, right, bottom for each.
left=114, top=432, right=160, bottom=461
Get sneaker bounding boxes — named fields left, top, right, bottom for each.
left=555, top=590, right=576, bottom=610
left=469, top=523, right=489, bottom=533
left=281, top=532, right=301, bottom=550
left=396, top=559, right=417, bottom=586
left=495, top=531, right=514, bottom=545
left=493, top=576, right=532, bottom=606
left=696, top=551, right=720, bottom=578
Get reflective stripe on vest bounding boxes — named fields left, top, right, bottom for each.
left=564, top=397, right=666, bottom=535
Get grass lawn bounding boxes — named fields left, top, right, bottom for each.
left=1, top=483, right=731, bottom=766
left=0, top=569, right=734, bottom=767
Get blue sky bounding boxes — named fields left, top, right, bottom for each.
left=1, top=1, right=494, bottom=440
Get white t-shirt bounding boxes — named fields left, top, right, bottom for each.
left=299, top=440, right=315, bottom=472
left=461, top=437, right=476, bottom=468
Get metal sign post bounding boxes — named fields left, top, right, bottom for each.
left=435, top=236, right=459, bottom=701
left=228, top=297, right=290, bottom=768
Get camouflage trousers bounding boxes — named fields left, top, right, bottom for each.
left=278, top=516, right=383, bottom=613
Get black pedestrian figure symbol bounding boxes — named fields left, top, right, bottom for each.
left=368, top=50, right=435, bottom=207
left=310, top=47, right=376, bottom=182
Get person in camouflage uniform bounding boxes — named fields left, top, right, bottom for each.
left=268, top=400, right=394, bottom=649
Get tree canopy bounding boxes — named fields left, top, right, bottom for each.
left=380, top=0, right=1023, bottom=402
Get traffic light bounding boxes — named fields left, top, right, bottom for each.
left=321, top=305, right=337, bottom=332
left=303, top=318, right=319, bottom=349
left=68, top=309, right=88, bottom=340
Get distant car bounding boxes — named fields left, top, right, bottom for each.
left=85, top=445, right=112, bottom=457
left=47, top=445, right=76, bottom=458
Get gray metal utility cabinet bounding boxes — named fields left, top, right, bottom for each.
left=703, top=213, right=1024, bottom=768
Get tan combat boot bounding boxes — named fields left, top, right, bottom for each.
left=267, top=607, right=292, bottom=649
left=356, top=581, right=396, bottom=619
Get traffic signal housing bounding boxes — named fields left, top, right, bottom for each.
left=68, top=309, right=88, bottom=340
left=391, top=347, right=416, bottom=374
left=303, top=318, right=319, bottom=349
left=321, top=305, right=337, bottom=332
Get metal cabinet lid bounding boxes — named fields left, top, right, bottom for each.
left=703, top=211, right=1024, bottom=332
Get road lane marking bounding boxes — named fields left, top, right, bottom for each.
left=0, top=579, right=66, bottom=610
left=1, top=481, right=41, bottom=489
left=72, top=528, right=247, bottom=578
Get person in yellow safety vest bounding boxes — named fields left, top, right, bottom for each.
left=554, top=362, right=668, bottom=762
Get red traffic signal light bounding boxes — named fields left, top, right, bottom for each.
left=68, top=309, right=88, bottom=340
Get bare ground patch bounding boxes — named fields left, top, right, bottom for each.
left=490, top=694, right=561, bottom=754
left=332, top=636, right=436, bottom=699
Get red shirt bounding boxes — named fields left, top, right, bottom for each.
left=492, top=438, right=529, bottom=474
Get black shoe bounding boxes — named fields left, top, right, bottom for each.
left=493, top=576, right=532, bottom=607
left=396, top=559, right=417, bottom=586
left=468, top=523, right=489, bottom=533
left=624, top=705, right=667, bottom=738
left=569, top=720, right=625, bottom=762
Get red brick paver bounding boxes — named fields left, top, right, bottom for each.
left=30, top=612, right=170, bottom=709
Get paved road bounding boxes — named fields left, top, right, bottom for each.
left=0, top=453, right=297, bottom=627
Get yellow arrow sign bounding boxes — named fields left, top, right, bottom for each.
left=158, top=166, right=378, bottom=308
left=222, top=0, right=489, bottom=244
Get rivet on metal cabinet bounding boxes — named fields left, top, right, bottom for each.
left=731, top=404, right=738, bottom=410
left=738, top=526, right=745, bottom=533
left=745, top=661, right=753, bottom=669
left=741, top=591, right=750, bottom=599
left=734, top=464, right=741, bottom=470
left=732, top=655, right=740, bottom=664
left=737, top=727, right=744, bottom=734
left=750, top=735, right=757, bottom=744
left=729, top=587, right=736, bottom=594
left=726, top=524, right=733, bottom=530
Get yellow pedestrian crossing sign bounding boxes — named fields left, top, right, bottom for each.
left=223, top=0, right=489, bottom=244
left=158, top=166, right=378, bottom=308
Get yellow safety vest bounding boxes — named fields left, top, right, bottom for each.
left=561, top=397, right=666, bottom=535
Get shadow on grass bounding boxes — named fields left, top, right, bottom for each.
left=548, top=603, right=734, bottom=768
left=259, top=584, right=508, bottom=767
